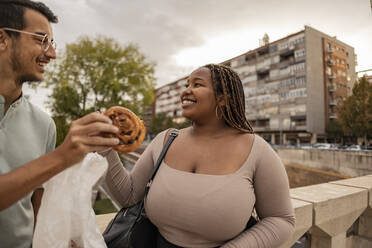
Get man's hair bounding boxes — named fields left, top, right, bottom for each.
left=204, top=63, right=254, bottom=133
left=0, top=0, right=58, bottom=37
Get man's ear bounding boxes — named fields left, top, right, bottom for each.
left=0, top=30, right=9, bottom=51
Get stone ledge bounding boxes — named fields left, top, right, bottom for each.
left=281, top=199, right=312, bottom=248
left=330, top=175, right=372, bottom=208
left=290, top=183, right=368, bottom=237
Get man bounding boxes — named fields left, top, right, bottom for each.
left=0, top=1, right=119, bottom=247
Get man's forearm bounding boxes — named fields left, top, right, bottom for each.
left=0, top=112, right=120, bottom=211
left=0, top=150, right=66, bottom=211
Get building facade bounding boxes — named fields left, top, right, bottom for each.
left=154, top=26, right=356, bottom=144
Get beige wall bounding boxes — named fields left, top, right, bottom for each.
left=305, top=26, right=327, bottom=135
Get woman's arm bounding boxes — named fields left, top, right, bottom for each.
left=103, top=130, right=167, bottom=207
left=222, top=139, right=295, bottom=248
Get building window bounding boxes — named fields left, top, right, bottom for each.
left=249, top=120, right=257, bottom=127
left=270, top=44, right=278, bottom=53
left=271, top=55, right=280, bottom=64
left=278, top=42, right=288, bottom=50
left=295, top=49, right=306, bottom=59
left=257, top=119, right=270, bottom=127
left=291, top=116, right=306, bottom=127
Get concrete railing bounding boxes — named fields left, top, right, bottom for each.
left=276, top=148, right=372, bottom=177
left=96, top=175, right=372, bottom=248
left=282, top=174, right=372, bottom=248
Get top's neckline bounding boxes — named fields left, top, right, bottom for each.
left=162, top=134, right=257, bottom=177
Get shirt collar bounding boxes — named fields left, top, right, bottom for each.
left=0, top=95, right=5, bottom=121
left=0, top=93, right=24, bottom=121
left=10, top=92, right=24, bottom=108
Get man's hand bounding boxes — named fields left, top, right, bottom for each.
left=54, top=112, right=119, bottom=167
left=0, top=112, right=120, bottom=211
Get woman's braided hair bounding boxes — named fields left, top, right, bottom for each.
left=204, top=64, right=253, bottom=133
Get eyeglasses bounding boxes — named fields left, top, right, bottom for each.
left=2, top=27, right=56, bottom=52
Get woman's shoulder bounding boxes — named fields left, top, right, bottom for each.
left=161, top=127, right=190, bottom=145
left=250, top=134, right=271, bottom=148
left=151, top=127, right=187, bottom=146
left=248, top=134, right=278, bottom=159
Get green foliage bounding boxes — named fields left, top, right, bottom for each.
left=93, top=199, right=117, bottom=215
left=43, top=36, right=156, bottom=145
left=150, top=112, right=174, bottom=134
left=53, top=115, right=70, bottom=147
left=338, top=76, right=372, bottom=142
left=149, top=112, right=191, bottom=135
left=325, top=119, right=343, bottom=142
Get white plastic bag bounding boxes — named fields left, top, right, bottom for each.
left=33, top=153, right=108, bottom=248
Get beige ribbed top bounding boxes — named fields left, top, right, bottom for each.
left=103, top=130, right=295, bottom=248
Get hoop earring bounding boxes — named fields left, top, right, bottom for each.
left=215, top=106, right=222, bottom=119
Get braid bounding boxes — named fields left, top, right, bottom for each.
left=204, top=64, right=253, bottom=133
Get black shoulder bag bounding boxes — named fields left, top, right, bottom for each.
left=103, top=129, right=179, bottom=248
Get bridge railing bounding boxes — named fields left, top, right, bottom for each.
left=281, top=174, right=372, bottom=248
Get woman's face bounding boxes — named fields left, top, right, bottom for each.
left=180, top=67, right=217, bottom=121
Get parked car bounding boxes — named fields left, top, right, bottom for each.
left=361, top=146, right=372, bottom=151
left=346, top=145, right=362, bottom=151
left=297, top=144, right=313, bottom=149
left=335, top=144, right=348, bottom=150
left=313, top=143, right=332, bottom=149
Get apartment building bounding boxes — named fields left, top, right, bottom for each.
left=154, top=26, right=356, bottom=144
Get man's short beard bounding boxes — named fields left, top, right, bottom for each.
left=10, top=40, right=39, bottom=85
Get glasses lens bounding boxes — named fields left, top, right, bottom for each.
left=51, top=40, right=57, bottom=50
left=41, top=35, right=49, bottom=51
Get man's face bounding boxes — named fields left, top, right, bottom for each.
left=10, top=8, right=56, bottom=83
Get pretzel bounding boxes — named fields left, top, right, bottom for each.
left=104, top=106, right=146, bottom=153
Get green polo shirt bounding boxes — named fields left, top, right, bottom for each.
left=0, top=94, right=56, bottom=248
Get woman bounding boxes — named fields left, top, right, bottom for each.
left=102, top=64, right=295, bottom=247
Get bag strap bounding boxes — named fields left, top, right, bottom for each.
left=131, top=129, right=179, bottom=225
left=144, top=129, right=179, bottom=197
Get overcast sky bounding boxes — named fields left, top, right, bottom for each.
left=24, top=0, right=372, bottom=112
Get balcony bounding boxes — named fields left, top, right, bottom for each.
left=280, top=49, right=295, bottom=58
left=328, top=85, right=336, bottom=92
left=327, top=59, right=335, bottom=66
left=329, top=113, right=337, bottom=119
left=327, top=47, right=334, bottom=53
left=328, top=73, right=336, bottom=80
left=329, top=99, right=337, bottom=106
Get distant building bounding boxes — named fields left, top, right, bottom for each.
left=154, top=26, right=356, bottom=144
left=362, top=74, right=372, bottom=84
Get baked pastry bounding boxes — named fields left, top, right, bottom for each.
left=104, top=106, right=146, bottom=153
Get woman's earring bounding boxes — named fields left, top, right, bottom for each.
left=215, top=106, right=222, bottom=119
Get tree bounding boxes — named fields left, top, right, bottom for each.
left=325, top=119, right=343, bottom=143
left=44, top=36, right=155, bottom=145
left=150, top=112, right=174, bottom=135
left=149, top=112, right=192, bottom=135
left=338, top=76, right=372, bottom=144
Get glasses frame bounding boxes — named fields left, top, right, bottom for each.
left=2, top=27, right=56, bottom=52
